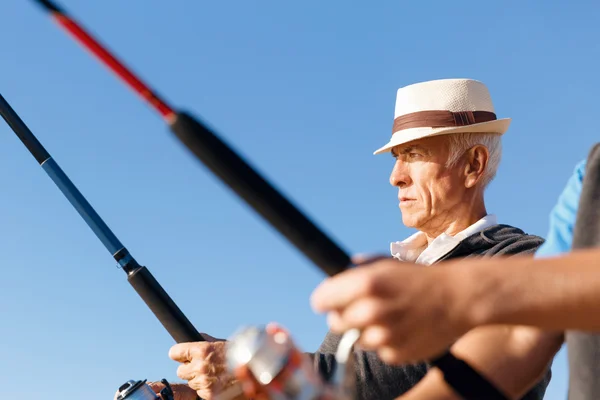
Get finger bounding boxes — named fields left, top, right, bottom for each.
left=169, top=383, right=205, bottom=400
left=149, top=383, right=197, bottom=400
left=311, top=258, right=407, bottom=312
left=328, top=297, right=393, bottom=332
left=177, top=358, right=209, bottom=381
left=326, top=310, right=344, bottom=333
left=377, top=346, right=404, bottom=365
left=188, top=374, right=218, bottom=393
left=169, top=342, right=206, bottom=363
left=359, top=324, right=394, bottom=350
left=311, top=268, right=385, bottom=312
left=148, top=382, right=166, bottom=393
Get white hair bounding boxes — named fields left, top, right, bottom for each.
left=445, top=132, right=502, bottom=188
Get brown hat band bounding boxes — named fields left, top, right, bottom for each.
left=392, top=110, right=497, bottom=133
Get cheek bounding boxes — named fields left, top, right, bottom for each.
left=430, top=177, right=461, bottom=206
left=409, top=180, right=427, bottom=206
left=410, top=165, right=460, bottom=205
left=410, top=170, right=450, bottom=205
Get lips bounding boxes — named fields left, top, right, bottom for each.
left=399, top=197, right=415, bottom=202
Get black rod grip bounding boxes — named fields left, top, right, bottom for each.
left=127, top=266, right=205, bottom=343
left=32, top=0, right=64, bottom=13
left=170, top=111, right=351, bottom=277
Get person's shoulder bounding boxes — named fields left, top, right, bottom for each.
left=558, top=158, right=587, bottom=209
left=571, top=158, right=587, bottom=187
left=533, top=158, right=588, bottom=259
left=476, top=224, right=544, bottom=256
left=479, top=224, right=544, bottom=243
left=574, top=158, right=587, bottom=175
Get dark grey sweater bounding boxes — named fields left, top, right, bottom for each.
left=310, top=224, right=551, bottom=400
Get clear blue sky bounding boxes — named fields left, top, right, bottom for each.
left=1, top=1, right=599, bottom=399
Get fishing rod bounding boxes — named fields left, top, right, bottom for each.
left=0, top=93, right=207, bottom=399
left=0, top=93, right=204, bottom=346
left=32, top=0, right=351, bottom=277
left=28, top=2, right=510, bottom=399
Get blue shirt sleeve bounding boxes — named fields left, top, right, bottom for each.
left=535, top=160, right=587, bottom=258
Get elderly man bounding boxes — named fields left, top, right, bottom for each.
left=160, top=78, right=562, bottom=400
left=311, top=145, right=600, bottom=399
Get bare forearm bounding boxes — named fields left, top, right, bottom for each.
left=395, top=326, right=562, bottom=400
left=451, top=326, right=562, bottom=399
left=456, top=248, right=600, bottom=331
left=395, top=369, right=458, bottom=400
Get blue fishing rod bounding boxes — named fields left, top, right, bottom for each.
left=0, top=93, right=206, bottom=399
left=0, top=93, right=205, bottom=347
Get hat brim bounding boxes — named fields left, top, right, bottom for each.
left=373, top=118, right=511, bottom=155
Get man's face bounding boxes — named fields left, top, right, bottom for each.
left=389, top=135, right=467, bottom=232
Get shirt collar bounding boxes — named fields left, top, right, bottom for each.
left=390, top=214, right=498, bottom=265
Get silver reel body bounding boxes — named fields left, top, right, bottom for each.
left=226, top=323, right=359, bottom=400
left=115, top=379, right=174, bottom=400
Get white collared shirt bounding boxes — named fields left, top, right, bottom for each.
left=390, top=214, right=498, bottom=266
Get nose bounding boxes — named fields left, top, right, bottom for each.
left=389, top=159, right=412, bottom=188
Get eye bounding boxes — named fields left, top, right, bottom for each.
left=408, top=152, right=421, bottom=159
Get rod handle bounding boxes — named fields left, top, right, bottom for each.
left=127, top=266, right=205, bottom=343
left=170, top=111, right=352, bottom=277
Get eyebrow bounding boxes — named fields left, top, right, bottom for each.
left=392, top=145, right=429, bottom=157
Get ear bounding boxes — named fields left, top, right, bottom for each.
left=463, top=145, right=489, bottom=188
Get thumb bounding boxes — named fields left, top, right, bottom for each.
left=148, top=382, right=166, bottom=398
left=149, top=382, right=197, bottom=400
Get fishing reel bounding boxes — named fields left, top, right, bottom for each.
left=226, top=322, right=359, bottom=400
left=115, top=378, right=175, bottom=400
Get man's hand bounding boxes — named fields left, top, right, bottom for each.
left=169, top=341, right=239, bottom=400
left=149, top=382, right=198, bottom=400
left=112, top=381, right=197, bottom=400
left=310, top=256, right=475, bottom=364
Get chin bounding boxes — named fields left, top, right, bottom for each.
left=401, top=215, right=419, bottom=229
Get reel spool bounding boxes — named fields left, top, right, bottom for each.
left=226, top=323, right=359, bottom=400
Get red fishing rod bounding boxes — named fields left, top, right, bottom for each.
left=30, top=2, right=510, bottom=399
left=32, top=0, right=352, bottom=278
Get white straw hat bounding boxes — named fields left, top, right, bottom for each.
left=374, top=78, right=511, bottom=155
